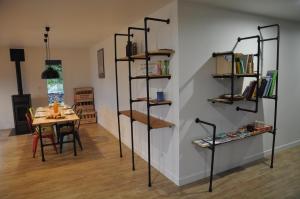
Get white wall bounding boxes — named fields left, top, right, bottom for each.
left=178, top=0, right=300, bottom=185
left=0, top=46, right=91, bottom=129
left=90, top=1, right=180, bottom=185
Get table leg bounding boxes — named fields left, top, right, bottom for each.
left=39, top=125, right=45, bottom=162
left=73, top=122, right=77, bottom=156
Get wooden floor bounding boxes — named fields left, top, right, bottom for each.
left=0, top=124, right=299, bottom=199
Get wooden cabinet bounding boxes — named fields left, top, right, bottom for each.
left=74, top=87, right=97, bottom=124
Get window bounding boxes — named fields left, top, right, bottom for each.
left=46, top=60, right=64, bottom=104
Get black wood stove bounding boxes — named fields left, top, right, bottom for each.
left=10, top=49, right=32, bottom=134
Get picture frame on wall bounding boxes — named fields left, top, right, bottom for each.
left=97, top=48, right=105, bottom=78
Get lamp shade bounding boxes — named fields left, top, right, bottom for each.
left=41, top=66, right=59, bottom=79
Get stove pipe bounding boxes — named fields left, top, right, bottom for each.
left=10, top=49, right=25, bottom=95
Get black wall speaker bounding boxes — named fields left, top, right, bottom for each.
left=10, top=49, right=25, bottom=62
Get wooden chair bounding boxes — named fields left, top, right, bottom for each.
left=25, top=112, right=58, bottom=158
left=71, top=103, right=79, bottom=111
left=58, top=109, right=83, bottom=153
left=56, top=103, right=79, bottom=140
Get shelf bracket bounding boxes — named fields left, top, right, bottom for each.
left=195, top=118, right=216, bottom=192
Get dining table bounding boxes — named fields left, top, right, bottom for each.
left=32, top=106, right=80, bottom=161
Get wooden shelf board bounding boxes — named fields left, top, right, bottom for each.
left=208, top=98, right=234, bottom=104
left=81, top=111, right=96, bottom=115
left=212, top=73, right=258, bottom=78
left=117, top=58, right=130, bottom=61
left=75, top=99, right=94, bottom=103
left=74, top=87, right=93, bottom=92
left=119, top=49, right=175, bottom=60
left=119, top=110, right=174, bottom=129
left=132, top=74, right=171, bottom=79
left=208, top=94, right=249, bottom=104
left=136, top=97, right=172, bottom=105
left=193, top=129, right=272, bottom=148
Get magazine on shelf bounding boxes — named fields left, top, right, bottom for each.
left=193, top=122, right=273, bottom=148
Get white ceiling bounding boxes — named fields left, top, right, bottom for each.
left=0, top=0, right=299, bottom=48
left=189, top=0, right=300, bottom=23
left=0, top=0, right=172, bottom=48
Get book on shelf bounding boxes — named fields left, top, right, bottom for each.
left=242, top=86, right=249, bottom=98
left=215, top=53, right=254, bottom=75
left=242, top=80, right=257, bottom=100
left=257, top=78, right=268, bottom=97
left=258, top=70, right=277, bottom=97
left=242, top=70, right=277, bottom=99
left=247, top=55, right=254, bottom=74
left=263, top=77, right=272, bottom=97
left=267, top=70, right=277, bottom=96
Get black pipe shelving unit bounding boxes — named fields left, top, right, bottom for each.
left=258, top=24, right=280, bottom=169
left=114, top=17, right=175, bottom=187
left=194, top=24, right=280, bottom=192
left=211, top=35, right=261, bottom=113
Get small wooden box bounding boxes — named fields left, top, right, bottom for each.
left=74, top=87, right=97, bottom=124
left=216, top=55, right=236, bottom=75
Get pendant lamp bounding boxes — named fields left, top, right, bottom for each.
left=41, top=26, right=59, bottom=79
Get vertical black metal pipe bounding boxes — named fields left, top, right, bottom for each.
left=209, top=125, right=216, bottom=192
left=144, top=18, right=152, bottom=187
left=231, top=54, right=235, bottom=102
left=73, top=121, right=77, bottom=156
left=271, top=25, right=280, bottom=168
left=128, top=29, right=135, bottom=171
left=114, top=34, right=123, bottom=158
left=195, top=118, right=216, bottom=192
left=39, top=125, right=45, bottom=162
left=255, top=36, right=260, bottom=112
left=15, top=61, right=23, bottom=95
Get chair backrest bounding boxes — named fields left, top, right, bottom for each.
left=28, top=107, right=35, bottom=119
left=75, top=108, right=83, bottom=130
left=25, top=112, right=34, bottom=133
left=71, top=103, right=79, bottom=111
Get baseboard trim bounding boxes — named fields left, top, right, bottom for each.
left=178, top=139, right=300, bottom=186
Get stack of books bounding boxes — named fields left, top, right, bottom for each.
left=215, top=53, right=254, bottom=75
left=242, top=80, right=257, bottom=100
left=242, top=70, right=277, bottom=99
left=257, top=70, right=277, bottom=97
left=235, top=53, right=254, bottom=74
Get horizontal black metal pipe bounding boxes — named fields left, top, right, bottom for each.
left=236, top=107, right=257, bottom=113
left=131, top=99, right=143, bottom=103
left=128, top=27, right=148, bottom=31
left=238, top=35, right=260, bottom=41
left=116, top=58, right=129, bottom=62
left=195, top=118, right=216, bottom=128
left=260, top=37, right=278, bottom=42
left=149, top=103, right=172, bottom=107
left=145, top=17, right=170, bottom=24
left=258, top=24, right=279, bottom=30
left=212, top=51, right=234, bottom=57
left=114, top=33, right=133, bottom=37
left=132, top=57, right=149, bottom=60
left=131, top=76, right=171, bottom=80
